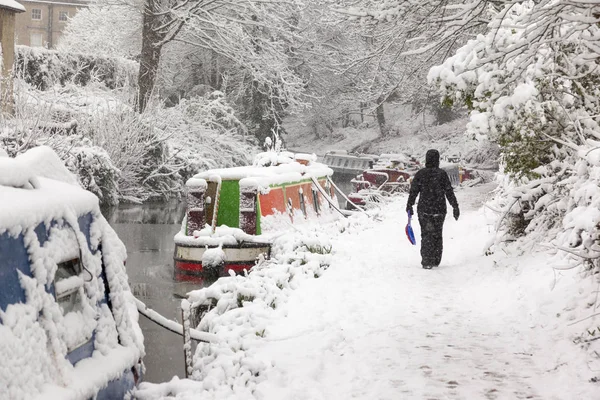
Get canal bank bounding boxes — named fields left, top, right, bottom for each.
left=101, top=172, right=357, bottom=383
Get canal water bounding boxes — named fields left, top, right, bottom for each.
left=102, top=201, right=199, bottom=384
left=101, top=175, right=356, bottom=383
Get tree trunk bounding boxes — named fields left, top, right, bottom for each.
left=211, top=50, right=220, bottom=89
left=375, top=96, right=387, bottom=136
left=359, top=102, right=366, bottom=123
left=341, top=108, right=350, bottom=128
left=137, top=3, right=163, bottom=113
left=311, top=121, right=320, bottom=139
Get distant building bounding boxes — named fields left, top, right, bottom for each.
left=0, top=0, right=26, bottom=114
left=14, top=0, right=88, bottom=49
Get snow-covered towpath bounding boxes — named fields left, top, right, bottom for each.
left=251, top=183, right=598, bottom=399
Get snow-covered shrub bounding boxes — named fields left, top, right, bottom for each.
left=6, top=62, right=258, bottom=204
left=75, top=103, right=180, bottom=203
left=0, top=122, right=121, bottom=205
left=15, top=46, right=137, bottom=91
left=62, top=139, right=121, bottom=205
left=57, top=0, right=141, bottom=60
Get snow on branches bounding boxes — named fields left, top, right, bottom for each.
left=430, top=0, right=600, bottom=272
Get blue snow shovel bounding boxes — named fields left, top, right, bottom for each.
left=405, top=210, right=416, bottom=245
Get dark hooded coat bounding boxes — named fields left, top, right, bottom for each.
left=407, top=149, right=458, bottom=215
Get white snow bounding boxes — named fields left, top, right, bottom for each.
left=0, top=177, right=96, bottom=235
left=202, top=245, right=226, bottom=267
left=0, top=146, right=89, bottom=233
left=134, top=182, right=599, bottom=399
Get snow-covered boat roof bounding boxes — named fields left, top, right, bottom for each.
left=0, top=0, right=25, bottom=12
left=0, top=146, right=97, bottom=232
left=188, top=152, right=333, bottom=189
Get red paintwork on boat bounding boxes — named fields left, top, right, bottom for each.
left=175, top=260, right=254, bottom=278
left=258, top=186, right=287, bottom=216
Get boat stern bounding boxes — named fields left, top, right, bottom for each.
left=174, top=241, right=271, bottom=282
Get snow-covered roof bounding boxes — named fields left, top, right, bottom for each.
left=190, top=162, right=332, bottom=188
left=16, top=0, right=88, bottom=6
left=189, top=152, right=333, bottom=189
left=0, top=146, right=97, bottom=232
left=0, top=0, right=25, bottom=12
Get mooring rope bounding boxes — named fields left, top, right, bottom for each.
left=134, top=297, right=218, bottom=343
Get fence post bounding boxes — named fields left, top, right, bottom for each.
left=181, top=300, right=193, bottom=379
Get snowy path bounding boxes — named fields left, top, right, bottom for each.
left=252, top=184, right=597, bottom=399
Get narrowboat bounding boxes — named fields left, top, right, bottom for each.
left=346, top=153, right=416, bottom=209
left=0, top=146, right=144, bottom=400
left=346, top=153, right=472, bottom=209
left=321, top=150, right=377, bottom=175
left=173, top=151, right=338, bottom=281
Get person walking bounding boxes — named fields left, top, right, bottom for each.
left=406, top=149, right=459, bottom=269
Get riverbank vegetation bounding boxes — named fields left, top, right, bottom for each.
left=2, top=47, right=257, bottom=204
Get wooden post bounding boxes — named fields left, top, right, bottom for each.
left=181, top=300, right=193, bottom=379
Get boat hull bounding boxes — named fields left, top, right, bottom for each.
left=174, top=242, right=271, bottom=281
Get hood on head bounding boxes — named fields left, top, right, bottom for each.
left=425, top=149, right=440, bottom=168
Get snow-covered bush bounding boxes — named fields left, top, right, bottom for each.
left=15, top=46, right=137, bottom=91
left=1, top=90, right=121, bottom=204
left=75, top=102, right=178, bottom=203
left=3, top=70, right=259, bottom=204
left=57, top=0, right=142, bottom=59
left=158, top=93, right=258, bottom=174
left=62, top=138, right=121, bottom=205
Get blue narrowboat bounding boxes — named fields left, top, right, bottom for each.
left=0, top=146, right=144, bottom=400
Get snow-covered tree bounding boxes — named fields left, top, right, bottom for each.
left=57, top=0, right=142, bottom=59
left=430, top=1, right=600, bottom=270
left=136, top=0, right=308, bottom=116
left=61, top=0, right=309, bottom=141
left=325, top=0, right=482, bottom=135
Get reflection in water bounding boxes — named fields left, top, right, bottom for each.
left=102, top=201, right=186, bottom=225
left=332, top=172, right=357, bottom=197
left=103, top=201, right=204, bottom=384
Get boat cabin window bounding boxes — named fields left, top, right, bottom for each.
left=55, top=258, right=84, bottom=315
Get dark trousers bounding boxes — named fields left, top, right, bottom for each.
left=418, top=213, right=445, bottom=267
